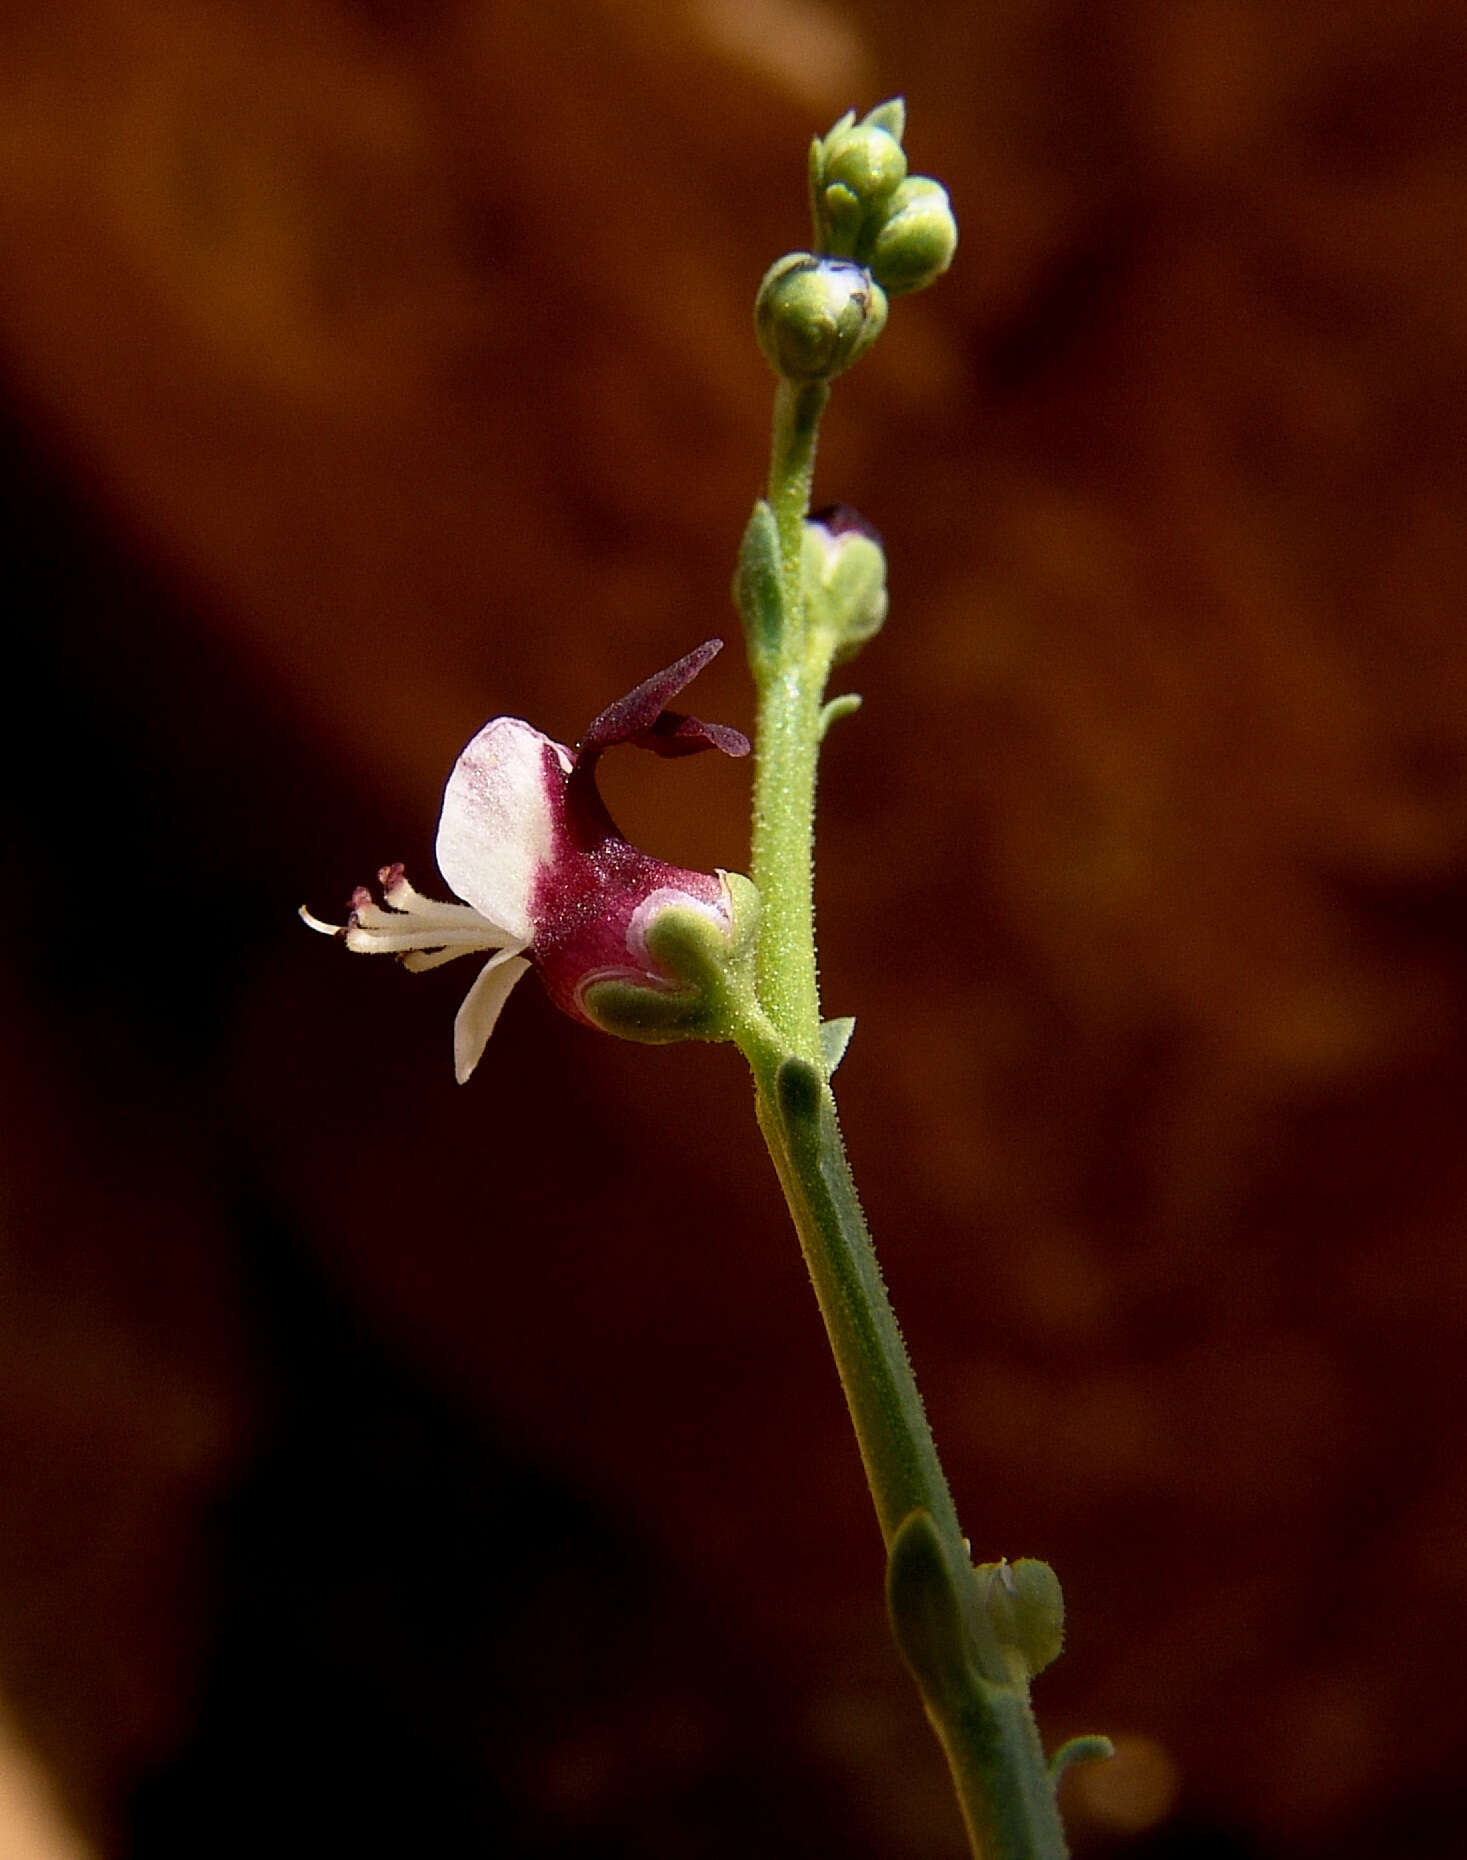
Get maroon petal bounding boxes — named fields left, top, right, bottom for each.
left=810, top=502, right=883, bottom=544
left=635, top=710, right=751, bottom=758
left=580, top=639, right=746, bottom=757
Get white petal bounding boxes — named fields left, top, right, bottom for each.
left=436, top=717, right=568, bottom=943
left=453, top=947, right=531, bottom=1083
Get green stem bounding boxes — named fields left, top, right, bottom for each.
left=749, top=661, right=824, bottom=1052
left=748, top=376, right=831, bottom=1054
left=747, top=1040, right=959, bottom=1545
left=737, top=374, right=1072, bottom=1859
left=730, top=1020, right=1070, bottom=1860
left=767, top=378, right=829, bottom=595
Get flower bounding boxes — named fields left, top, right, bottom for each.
left=301, top=640, right=750, bottom=1082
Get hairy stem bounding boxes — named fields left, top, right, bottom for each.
left=738, top=373, right=1072, bottom=1860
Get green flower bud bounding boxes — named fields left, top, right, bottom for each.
left=976, top=1558, right=1065, bottom=1680
left=755, top=253, right=888, bottom=382
left=824, top=123, right=907, bottom=203
left=810, top=101, right=909, bottom=257
left=801, top=504, right=887, bottom=661
left=868, top=176, right=958, bottom=296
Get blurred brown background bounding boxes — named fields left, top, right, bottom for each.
left=1, top=0, right=1465, bottom=1855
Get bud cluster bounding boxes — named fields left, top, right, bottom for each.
left=754, top=98, right=957, bottom=384
left=810, top=99, right=957, bottom=297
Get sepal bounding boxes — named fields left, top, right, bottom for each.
left=577, top=973, right=727, bottom=1044
left=579, top=873, right=760, bottom=1047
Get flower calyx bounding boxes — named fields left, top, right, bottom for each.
left=579, top=871, right=760, bottom=1045
left=301, top=641, right=758, bottom=1081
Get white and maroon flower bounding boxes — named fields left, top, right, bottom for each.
left=302, top=640, right=750, bottom=1082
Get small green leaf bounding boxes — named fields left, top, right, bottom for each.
left=887, top=1508, right=990, bottom=1707
left=819, top=693, right=862, bottom=737
left=732, top=500, right=784, bottom=669
left=1050, top=1735, right=1115, bottom=1782
left=820, top=1015, right=855, bottom=1073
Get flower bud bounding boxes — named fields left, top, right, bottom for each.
left=810, top=100, right=909, bottom=257
left=868, top=176, right=958, bottom=296
left=755, top=253, right=888, bottom=383
left=823, top=122, right=908, bottom=203
left=976, top=1557, right=1065, bottom=1680
left=802, top=504, right=887, bottom=661
left=816, top=126, right=907, bottom=257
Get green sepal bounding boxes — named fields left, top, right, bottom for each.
left=733, top=499, right=784, bottom=672
left=976, top=1558, right=1066, bottom=1681
left=820, top=1015, right=855, bottom=1074
left=1049, top=1735, right=1115, bottom=1782
left=579, top=976, right=728, bottom=1044
left=863, top=97, right=906, bottom=143
left=819, top=182, right=867, bottom=259
left=580, top=874, right=761, bottom=1047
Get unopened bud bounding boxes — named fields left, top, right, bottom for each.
left=869, top=176, right=958, bottom=296
left=977, top=1558, right=1065, bottom=1679
left=811, top=101, right=910, bottom=257
left=802, top=504, right=887, bottom=660
left=823, top=122, right=908, bottom=202
left=755, top=254, right=888, bottom=382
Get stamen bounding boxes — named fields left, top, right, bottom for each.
left=341, top=924, right=507, bottom=957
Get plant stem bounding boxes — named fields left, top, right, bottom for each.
left=745, top=1037, right=960, bottom=1546
left=738, top=375, right=1072, bottom=1860
left=731, top=1023, right=1071, bottom=1860
left=767, top=378, right=829, bottom=595
left=748, top=376, right=831, bottom=1054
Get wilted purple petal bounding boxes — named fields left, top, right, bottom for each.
left=580, top=639, right=733, bottom=755
left=634, top=710, right=751, bottom=758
